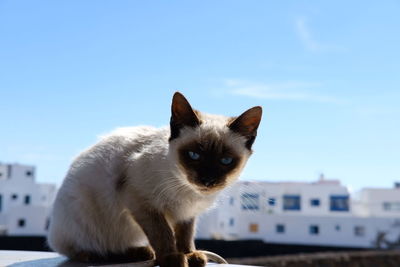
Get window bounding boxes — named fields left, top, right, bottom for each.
left=241, top=193, right=259, bottom=210
left=24, top=195, right=31, bottom=205
left=276, top=224, right=285, bottom=233
left=11, top=194, right=18, bottom=200
left=7, top=165, right=12, bottom=178
left=45, top=218, right=50, bottom=230
left=309, top=225, right=319, bottom=235
left=283, top=195, right=301, bottom=211
left=383, top=202, right=400, bottom=211
left=26, top=171, right=33, bottom=177
left=354, top=226, right=365, bottom=237
left=229, top=218, right=235, bottom=227
left=330, top=195, right=349, bottom=211
left=229, top=197, right=234, bottom=206
left=18, top=219, right=26, bottom=228
left=310, top=199, right=320, bottom=207
left=249, top=223, right=259, bottom=233
left=0, top=194, right=2, bottom=212
left=268, top=198, right=276, bottom=206
left=335, top=224, right=341, bottom=231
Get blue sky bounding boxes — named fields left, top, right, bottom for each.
left=1, top=1, right=399, bottom=191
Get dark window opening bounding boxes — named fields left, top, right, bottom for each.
left=330, top=195, right=349, bottom=211
left=268, top=198, right=276, bottom=206
left=18, top=219, right=26, bottom=227
left=310, top=225, right=319, bottom=235
left=283, top=195, right=301, bottom=211
left=276, top=224, right=285, bottom=233
left=310, top=199, right=320, bottom=206
left=24, top=195, right=31, bottom=205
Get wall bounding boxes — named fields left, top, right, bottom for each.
left=0, top=163, right=56, bottom=236
left=7, top=206, right=49, bottom=235
left=229, top=250, right=400, bottom=267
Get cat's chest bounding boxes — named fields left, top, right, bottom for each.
left=166, top=193, right=215, bottom=222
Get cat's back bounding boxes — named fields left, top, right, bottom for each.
left=55, top=125, right=170, bottom=210
left=82, top=125, right=168, bottom=160
left=101, top=125, right=169, bottom=152
left=62, top=125, right=169, bottom=188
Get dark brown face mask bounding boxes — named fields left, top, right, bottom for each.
left=178, top=138, right=241, bottom=191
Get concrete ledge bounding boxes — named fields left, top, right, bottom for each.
left=0, top=251, right=261, bottom=267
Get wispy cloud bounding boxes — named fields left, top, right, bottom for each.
left=295, top=16, right=345, bottom=52
left=225, top=79, right=341, bottom=104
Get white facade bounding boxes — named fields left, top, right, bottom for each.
left=354, top=187, right=400, bottom=217
left=0, top=163, right=57, bottom=235
left=197, top=178, right=400, bottom=248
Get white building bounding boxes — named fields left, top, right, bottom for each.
left=197, top=177, right=400, bottom=248
left=0, top=163, right=57, bottom=235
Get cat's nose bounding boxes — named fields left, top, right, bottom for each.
left=199, top=177, right=217, bottom=187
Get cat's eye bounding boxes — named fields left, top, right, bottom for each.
left=220, top=157, right=233, bottom=165
left=188, top=151, right=200, bottom=160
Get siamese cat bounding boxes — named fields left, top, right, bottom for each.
left=47, top=92, right=262, bottom=267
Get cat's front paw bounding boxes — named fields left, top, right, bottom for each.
left=186, top=251, right=207, bottom=267
left=126, top=246, right=155, bottom=261
left=159, top=252, right=188, bottom=267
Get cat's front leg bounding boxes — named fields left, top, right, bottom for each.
left=175, top=218, right=207, bottom=267
left=133, top=208, right=188, bottom=267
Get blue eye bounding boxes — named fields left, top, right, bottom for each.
left=220, top=157, right=233, bottom=165
left=188, top=151, right=200, bottom=160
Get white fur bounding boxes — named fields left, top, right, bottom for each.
left=47, top=114, right=251, bottom=257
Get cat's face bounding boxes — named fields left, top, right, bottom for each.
left=169, top=92, right=262, bottom=194
left=177, top=133, right=242, bottom=192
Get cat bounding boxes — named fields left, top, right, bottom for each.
left=47, top=92, right=262, bottom=267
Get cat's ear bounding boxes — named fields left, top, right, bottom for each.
left=169, top=92, right=201, bottom=141
left=228, top=106, right=262, bottom=150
